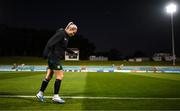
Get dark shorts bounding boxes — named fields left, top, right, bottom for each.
left=47, top=58, right=63, bottom=70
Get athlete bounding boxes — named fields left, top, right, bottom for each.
left=36, top=22, right=78, bottom=103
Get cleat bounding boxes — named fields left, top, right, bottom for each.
left=36, top=93, right=44, bottom=102
left=52, top=95, right=65, bottom=104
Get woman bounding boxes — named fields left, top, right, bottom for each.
left=36, top=22, right=78, bottom=104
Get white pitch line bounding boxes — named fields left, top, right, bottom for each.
left=0, top=95, right=180, bottom=100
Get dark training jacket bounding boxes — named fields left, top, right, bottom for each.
left=43, top=29, right=74, bottom=60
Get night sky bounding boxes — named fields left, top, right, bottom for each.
left=0, top=0, right=180, bottom=56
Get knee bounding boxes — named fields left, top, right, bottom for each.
left=45, top=77, right=52, bottom=81
left=43, top=78, right=50, bottom=82
left=45, top=72, right=54, bottom=81
left=56, top=73, right=64, bottom=80
left=60, top=74, right=64, bottom=79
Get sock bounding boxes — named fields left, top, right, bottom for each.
left=54, top=94, right=59, bottom=98
left=38, top=91, right=43, bottom=95
left=54, top=79, right=61, bottom=94
left=40, top=79, right=49, bottom=92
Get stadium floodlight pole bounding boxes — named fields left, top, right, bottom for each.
left=166, top=3, right=177, bottom=66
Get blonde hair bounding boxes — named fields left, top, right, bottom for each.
left=65, top=22, right=77, bottom=30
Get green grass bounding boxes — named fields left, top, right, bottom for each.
left=1, top=56, right=180, bottom=66
left=0, top=72, right=180, bottom=110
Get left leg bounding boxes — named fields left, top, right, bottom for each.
left=52, top=70, right=65, bottom=104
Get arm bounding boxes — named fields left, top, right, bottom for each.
left=46, top=31, right=64, bottom=48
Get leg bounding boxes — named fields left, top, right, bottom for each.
left=54, top=70, right=64, bottom=94
left=40, top=69, right=54, bottom=92
left=47, top=58, right=65, bottom=103
left=36, top=69, right=54, bottom=102
left=52, top=70, right=65, bottom=103
left=45, top=69, right=54, bottom=80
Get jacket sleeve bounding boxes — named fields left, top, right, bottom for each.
left=46, top=31, right=63, bottom=48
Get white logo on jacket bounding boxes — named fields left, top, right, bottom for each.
left=64, top=38, right=67, bottom=41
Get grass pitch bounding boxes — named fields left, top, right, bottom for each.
left=0, top=71, right=180, bottom=110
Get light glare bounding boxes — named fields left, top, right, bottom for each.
left=166, top=3, right=177, bottom=14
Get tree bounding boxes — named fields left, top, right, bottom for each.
left=133, top=50, right=147, bottom=57
left=0, top=24, right=53, bottom=56
left=108, top=48, right=122, bottom=60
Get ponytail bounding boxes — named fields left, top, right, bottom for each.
left=65, top=22, right=74, bottom=30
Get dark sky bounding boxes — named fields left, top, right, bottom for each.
left=0, top=0, right=180, bottom=56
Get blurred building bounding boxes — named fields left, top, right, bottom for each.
left=89, top=56, right=108, bottom=61
left=152, top=53, right=174, bottom=61
left=128, top=57, right=150, bottom=62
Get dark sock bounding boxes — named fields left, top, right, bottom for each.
left=54, top=79, right=61, bottom=94
left=40, top=79, right=49, bottom=92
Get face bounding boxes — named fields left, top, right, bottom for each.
left=66, top=28, right=77, bottom=37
